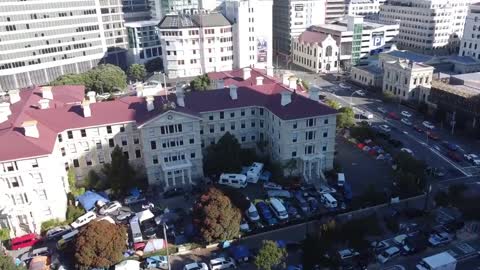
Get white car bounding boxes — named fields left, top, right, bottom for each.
left=209, top=257, right=236, bottom=270
left=464, top=154, right=480, bottom=165
left=339, top=83, right=350, bottom=89
left=422, top=121, right=435, bottom=130
left=401, top=118, right=412, bottom=126
left=377, top=107, right=388, bottom=113
left=263, top=182, right=283, bottom=190
left=428, top=231, right=454, bottom=246
left=183, top=262, right=209, bottom=270
left=71, top=211, right=97, bottom=229
left=377, top=246, right=400, bottom=264
left=401, top=148, right=414, bottom=155
left=401, top=111, right=412, bottom=118
left=246, top=203, right=260, bottom=222
left=356, top=90, right=366, bottom=96
left=379, top=125, right=391, bottom=132
left=99, top=201, right=122, bottom=215
left=45, top=225, right=71, bottom=240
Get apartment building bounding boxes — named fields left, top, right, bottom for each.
left=0, top=0, right=128, bottom=92
left=272, top=0, right=328, bottom=55
left=326, top=0, right=346, bottom=22
left=347, top=0, right=385, bottom=16
left=459, top=3, right=480, bottom=60
left=292, top=16, right=399, bottom=71
left=126, top=20, right=162, bottom=65
left=123, top=0, right=151, bottom=21
left=158, top=12, right=234, bottom=78
left=150, top=0, right=201, bottom=19
left=379, top=0, right=471, bottom=55
left=0, top=67, right=336, bottom=237
left=223, top=0, right=273, bottom=69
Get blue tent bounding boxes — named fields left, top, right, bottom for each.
left=230, top=245, right=251, bottom=262
left=129, top=187, right=141, bottom=197
left=76, top=191, right=109, bottom=211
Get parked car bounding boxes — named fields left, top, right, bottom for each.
left=163, top=187, right=185, bottom=198
left=401, top=118, right=412, bottom=126
left=401, top=111, right=412, bottom=118
left=183, top=262, right=208, bottom=270
left=263, top=182, right=283, bottom=190
left=99, top=201, right=122, bottom=215
left=339, top=83, right=350, bottom=89
left=400, top=148, right=414, bottom=155
left=442, top=141, right=460, bottom=151
left=143, top=255, right=169, bottom=269
left=283, top=201, right=300, bottom=219
left=124, top=195, right=146, bottom=205
left=413, top=125, right=424, bottom=133
left=45, top=226, right=71, bottom=240
left=388, top=112, right=400, bottom=120
left=240, top=219, right=251, bottom=233
left=426, top=132, right=440, bottom=140
left=392, top=234, right=408, bottom=246
left=267, top=190, right=291, bottom=199
left=464, top=154, right=480, bottom=165
left=447, top=151, right=462, bottom=162
left=209, top=257, right=236, bottom=270
left=230, top=245, right=252, bottom=263
left=142, top=220, right=158, bottom=239
left=294, top=192, right=310, bottom=214
left=377, top=107, right=387, bottom=113
left=256, top=202, right=276, bottom=225
left=356, top=90, right=366, bottom=96
left=428, top=231, right=454, bottom=246
left=337, top=248, right=360, bottom=260
left=307, top=197, right=319, bottom=212
left=116, top=211, right=134, bottom=222
left=377, top=247, right=400, bottom=264
left=401, top=233, right=427, bottom=255
left=246, top=203, right=260, bottom=222
left=71, top=211, right=97, bottom=229
left=379, top=125, right=391, bottom=132
left=422, top=121, right=435, bottom=129
left=371, top=240, right=389, bottom=254
left=20, top=247, right=51, bottom=263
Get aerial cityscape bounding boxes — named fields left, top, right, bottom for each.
left=1, top=0, right=480, bottom=269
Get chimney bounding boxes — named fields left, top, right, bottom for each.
left=176, top=88, right=185, bottom=107
left=216, top=79, right=225, bottom=89
left=136, top=82, right=144, bottom=97
left=146, top=96, right=155, bottom=111
left=242, top=67, right=251, bottom=80
left=0, top=102, right=11, bottom=116
left=8, top=89, right=20, bottom=104
left=38, top=99, right=50, bottom=109
left=256, top=77, right=264, bottom=86
left=229, top=85, right=238, bottom=100
left=22, top=120, right=39, bottom=138
left=289, top=77, right=297, bottom=89
left=87, top=91, right=96, bottom=103
left=282, top=73, right=290, bottom=86
left=281, top=91, right=292, bottom=106
left=41, top=86, right=53, bottom=100
left=266, top=66, right=274, bottom=77
left=308, top=87, right=320, bottom=101
left=82, top=99, right=91, bottom=117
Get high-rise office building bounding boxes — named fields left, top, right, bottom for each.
left=149, top=0, right=201, bottom=19
left=0, top=0, right=128, bottom=91
left=123, top=0, right=151, bottom=21
left=459, top=3, right=480, bottom=60
left=325, top=0, right=346, bottom=22
left=379, top=0, right=472, bottom=55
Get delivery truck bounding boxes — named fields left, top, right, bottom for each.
left=416, top=251, right=456, bottom=270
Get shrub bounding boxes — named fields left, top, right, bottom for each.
left=66, top=205, right=85, bottom=223
left=40, top=219, right=67, bottom=234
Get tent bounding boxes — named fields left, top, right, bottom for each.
left=76, top=191, right=109, bottom=211
left=143, top=239, right=166, bottom=253
left=230, top=245, right=251, bottom=262
left=114, top=260, right=140, bottom=270
left=136, top=209, right=154, bottom=223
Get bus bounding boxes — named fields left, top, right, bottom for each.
left=129, top=216, right=143, bottom=243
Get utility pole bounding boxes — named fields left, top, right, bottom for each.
left=451, top=111, right=456, bottom=135
left=162, top=223, right=171, bottom=270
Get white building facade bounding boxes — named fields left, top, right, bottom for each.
left=126, top=20, right=162, bottom=65
left=347, top=0, right=385, bottom=16
left=292, top=34, right=340, bottom=73
left=0, top=0, right=128, bottom=92
left=459, top=3, right=480, bottom=60
left=158, top=12, right=234, bottom=78
left=223, top=0, right=273, bottom=69
left=379, top=0, right=472, bottom=55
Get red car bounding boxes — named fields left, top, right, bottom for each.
left=10, top=233, right=41, bottom=250
left=388, top=112, right=400, bottom=120
left=448, top=151, right=462, bottom=162
left=427, top=132, right=440, bottom=140
left=413, top=125, right=424, bottom=133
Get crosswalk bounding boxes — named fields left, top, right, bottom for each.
left=461, top=166, right=480, bottom=175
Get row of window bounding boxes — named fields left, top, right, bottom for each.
left=59, top=124, right=130, bottom=142
left=72, top=148, right=141, bottom=168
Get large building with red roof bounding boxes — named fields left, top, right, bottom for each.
left=0, top=67, right=336, bottom=237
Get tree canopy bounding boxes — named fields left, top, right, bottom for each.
left=325, top=99, right=341, bottom=110
left=393, top=152, right=427, bottom=198
left=203, top=132, right=243, bottom=176
left=127, top=64, right=146, bottom=81
left=102, top=146, right=136, bottom=195
left=254, top=240, right=287, bottom=270
left=74, top=220, right=127, bottom=268
left=145, top=57, right=163, bottom=73
left=190, top=74, right=210, bottom=91
left=337, top=107, right=355, bottom=129
left=0, top=255, right=25, bottom=270
left=192, top=187, right=241, bottom=243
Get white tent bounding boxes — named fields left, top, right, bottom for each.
left=136, top=209, right=154, bottom=223
left=114, top=260, right=140, bottom=270
left=143, top=238, right=166, bottom=253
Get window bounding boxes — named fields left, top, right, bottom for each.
left=61, top=147, right=66, bottom=156
left=82, top=142, right=89, bottom=151
left=190, top=152, right=196, bottom=158
left=151, top=141, right=157, bottom=150
left=306, top=118, right=315, bottom=127
left=220, top=124, right=225, bottom=132
left=38, top=190, right=47, bottom=200
left=209, top=125, right=215, bottom=133
left=80, top=129, right=86, bottom=137
left=251, top=135, right=256, bottom=141
left=220, top=111, right=224, bottom=119
left=106, top=126, right=112, bottom=134
left=324, top=118, right=328, bottom=124
left=293, top=122, right=297, bottom=129
left=292, top=151, right=297, bottom=157
left=153, top=155, right=158, bottom=164
left=133, top=136, right=140, bottom=144
left=86, top=156, right=92, bottom=166
left=57, top=134, right=63, bottom=142
left=31, top=160, right=38, bottom=168
left=241, top=121, right=246, bottom=129
left=189, top=138, right=194, bottom=144
left=231, top=123, right=235, bottom=130
left=98, top=154, right=105, bottom=164
left=306, top=131, right=315, bottom=140
left=260, top=120, right=264, bottom=128
left=121, top=137, right=128, bottom=146
left=292, top=133, right=298, bottom=142
left=209, top=115, right=214, bottom=120
left=123, top=151, right=129, bottom=159
left=230, top=112, right=235, bottom=118
left=67, top=131, right=73, bottom=139
left=241, top=136, right=246, bottom=142
left=120, top=126, right=125, bottom=132
left=251, top=109, right=255, bottom=115
left=73, top=159, right=79, bottom=167
left=259, top=108, right=264, bottom=115
left=322, top=146, right=327, bottom=151
left=305, top=145, right=315, bottom=154
left=135, top=149, right=141, bottom=158
left=96, top=140, right=102, bottom=149
left=251, top=120, right=256, bottom=128
left=109, top=139, right=115, bottom=147
left=323, top=131, right=328, bottom=138
left=241, top=109, right=245, bottom=116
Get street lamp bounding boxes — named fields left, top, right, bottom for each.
left=350, top=90, right=362, bottom=107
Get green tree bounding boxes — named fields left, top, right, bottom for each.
left=83, top=170, right=105, bottom=190
left=102, top=146, right=136, bottom=195
left=86, top=64, right=127, bottom=93
left=127, top=64, right=146, bottom=81
left=50, top=73, right=87, bottom=86
left=0, top=255, right=25, bottom=270
left=190, top=74, right=210, bottom=91
left=325, top=99, right=341, bottom=110
left=145, top=57, right=163, bottom=73
left=192, top=187, right=241, bottom=243
left=68, top=167, right=85, bottom=197
left=337, top=107, right=355, bottom=129
left=283, top=158, right=298, bottom=176
left=0, top=228, right=9, bottom=250
left=74, top=220, right=127, bottom=269
left=393, top=152, right=427, bottom=198
left=255, top=240, right=286, bottom=270
left=66, top=205, right=85, bottom=223
left=349, top=125, right=376, bottom=141
left=203, top=132, right=243, bottom=176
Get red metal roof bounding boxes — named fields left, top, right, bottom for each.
left=0, top=68, right=335, bottom=162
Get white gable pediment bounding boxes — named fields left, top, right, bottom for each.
left=139, top=110, right=200, bottom=129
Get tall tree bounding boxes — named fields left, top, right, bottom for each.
left=203, top=132, right=243, bottom=176
left=102, top=146, right=136, bottom=194
left=74, top=220, right=127, bottom=269
left=127, top=64, right=146, bottom=81
left=50, top=73, right=87, bottom=86
left=325, top=99, right=341, bottom=110
left=254, top=240, right=287, bottom=270
left=86, top=64, right=127, bottom=93
left=145, top=57, right=163, bottom=73
left=337, top=107, right=355, bottom=129
left=192, top=187, right=242, bottom=243
left=190, top=74, right=210, bottom=91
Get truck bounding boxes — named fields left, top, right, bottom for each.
left=416, top=251, right=456, bottom=270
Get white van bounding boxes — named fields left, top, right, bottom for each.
left=337, top=173, right=345, bottom=187
left=320, top=193, right=338, bottom=208
left=246, top=162, right=264, bottom=183
left=269, top=198, right=289, bottom=220
left=219, top=173, right=248, bottom=188
left=129, top=216, right=143, bottom=243
left=71, top=211, right=97, bottom=229
left=246, top=203, right=260, bottom=222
